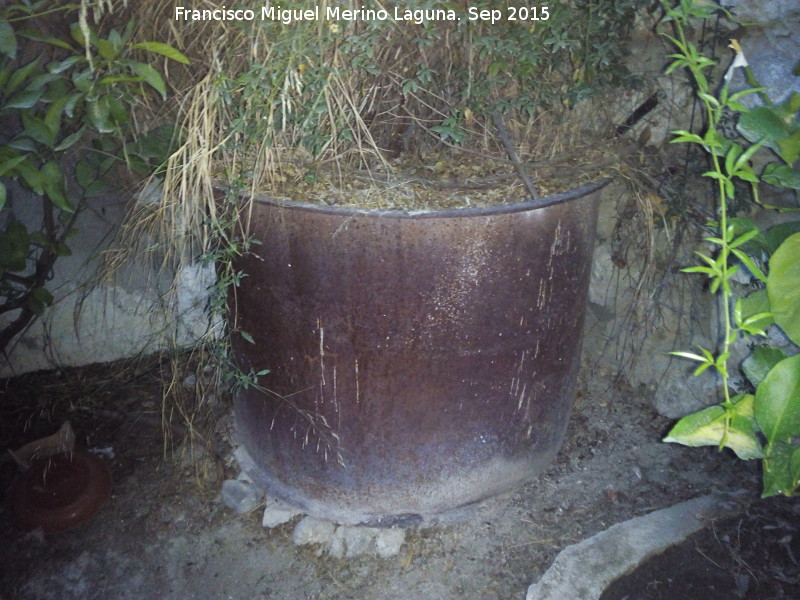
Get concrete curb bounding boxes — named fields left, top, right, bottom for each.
left=526, top=492, right=747, bottom=600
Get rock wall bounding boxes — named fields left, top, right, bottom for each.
left=583, top=0, right=800, bottom=419
left=0, top=184, right=214, bottom=378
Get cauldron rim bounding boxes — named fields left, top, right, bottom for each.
left=243, top=178, right=610, bottom=220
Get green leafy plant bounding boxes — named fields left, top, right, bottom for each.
left=0, top=1, right=187, bottom=354
left=659, top=0, right=800, bottom=497
left=197, top=179, right=268, bottom=394
left=213, top=0, right=641, bottom=192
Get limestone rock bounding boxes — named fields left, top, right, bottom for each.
left=292, top=516, right=336, bottom=546
left=261, top=497, right=303, bottom=528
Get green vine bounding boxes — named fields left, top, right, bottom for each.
left=660, top=0, right=800, bottom=498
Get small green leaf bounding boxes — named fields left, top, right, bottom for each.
left=0, top=220, right=30, bottom=271
left=731, top=248, right=767, bottom=283
left=19, top=29, right=75, bottom=51
left=735, top=290, right=774, bottom=334
left=724, top=144, right=742, bottom=177
left=75, top=158, right=97, bottom=190
left=764, top=221, right=800, bottom=254
left=0, top=181, right=6, bottom=211
left=87, top=96, right=114, bottom=133
left=106, top=94, right=129, bottom=127
left=698, top=91, right=719, bottom=107
left=15, top=158, right=44, bottom=194
left=0, top=62, right=12, bottom=90
left=5, top=58, right=39, bottom=95
left=762, top=441, right=800, bottom=498
left=4, top=89, right=43, bottom=109
left=240, top=331, right=255, bottom=344
left=41, top=161, right=74, bottom=213
left=742, top=346, right=787, bottom=388
left=96, top=38, right=116, bottom=60
left=131, top=41, right=190, bottom=65
left=0, top=21, right=17, bottom=59
left=727, top=87, right=765, bottom=106
left=0, top=154, right=28, bottom=177
left=733, top=139, right=765, bottom=173
left=768, top=233, right=800, bottom=344
left=29, top=231, right=51, bottom=248
left=21, top=112, right=55, bottom=147
left=755, top=355, right=800, bottom=447
left=25, top=72, right=61, bottom=91
left=30, top=286, right=54, bottom=306
left=44, top=96, right=68, bottom=141
left=776, top=129, right=800, bottom=165
left=47, top=56, right=82, bottom=74
left=739, top=106, right=790, bottom=139
left=109, top=29, right=123, bottom=51
left=728, top=217, right=768, bottom=251
left=8, top=137, right=36, bottom=152
left=670, top=350, right=709, bottom=363
left=728, top=227, right=760, bottom=249
left=670, top=130, right=704, bottom=144
left=664, top=395, right=763, bottom=460
left=53, top=126, right=86, bottom=152
left=63, top=93, right=81, bottom=118
left=71, top=67, right=93, bottom=92
left=129, top=61, right=167, bottom=99
left=762, top=164, right=800, bottom=190
left=681, top=266, right=716, bottom=276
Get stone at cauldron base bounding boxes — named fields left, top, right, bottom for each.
left=230, top=445, right=406, bottom=557
left=262, top=496, right=304, bottom=528
left=221, top=478, right=264, bottom=515
left=373, top=528, right=407, bottom=559
left=292, top=516, right=336, bottom=546
left=292, top=516, right=407, bottom=559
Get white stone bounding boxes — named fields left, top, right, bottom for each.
left=292, top=516, right=336, bottom=546
left=261, top=497, right=303, bottom=528
left=328, top=527, right=348, bottom=559
left=374, top=528, right=407, bottom=558
left=221, top=479, right=263, bottom=515
left=342, top=526, right=379, bottom=558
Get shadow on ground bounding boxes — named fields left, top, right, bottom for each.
left=0, top=355, right=793, bottom=600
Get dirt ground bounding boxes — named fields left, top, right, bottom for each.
left=0, top=349, right=796, bottom=600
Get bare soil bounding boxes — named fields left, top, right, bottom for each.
left=602, top=497, right=800, bottom=600
left=0, top=351, right=794, bottom=600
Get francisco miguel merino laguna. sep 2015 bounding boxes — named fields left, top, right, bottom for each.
left=174, top=4, right=552, bottom=24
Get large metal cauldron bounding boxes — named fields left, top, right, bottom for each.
left=232, top=179, right=607, bottom=526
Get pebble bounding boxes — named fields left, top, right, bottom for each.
left=292, top=516, right=336, bottom=545
left=375, top=528, right=407, bottom=558
left=261, top=497, right=303, bottom=528
left=330, top=526, right=378, bottom=559
left=221, top=479, right=263, bottom=515
left=292, top=517, right=407, bottom=558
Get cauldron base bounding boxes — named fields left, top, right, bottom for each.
left=234, top=422, right=559, bottom=528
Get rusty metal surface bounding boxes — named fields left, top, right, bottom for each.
left=232, top=180, right=607, bottom=525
